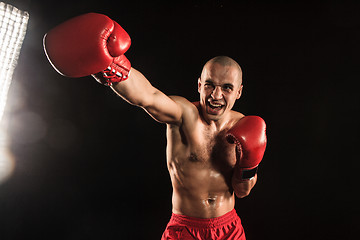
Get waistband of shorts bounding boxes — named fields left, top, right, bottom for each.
left=170, top=209, right=240, bottom=228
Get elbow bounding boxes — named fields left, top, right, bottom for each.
left=234, top=188, right=251, bottom=199
left=232, top=175, right=257, bottom=199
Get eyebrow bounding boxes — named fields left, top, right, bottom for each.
left=205, top=80, right=234, bottom=88
left=223, top=83, right=234, bottom=89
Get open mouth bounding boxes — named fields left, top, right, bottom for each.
left=207, top=101, right=225, bottom=114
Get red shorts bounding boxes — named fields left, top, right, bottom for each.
left=161, top=209, right=246, bottom=240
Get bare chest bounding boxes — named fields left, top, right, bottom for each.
left=188, top=127, right=236, bottom=170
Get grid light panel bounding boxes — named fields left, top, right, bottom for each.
left=0, top=2, right=29, bottom=122
left=0, top=2, right=29, bottom=183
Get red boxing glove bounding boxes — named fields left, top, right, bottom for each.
left=43, top=13, right=131, bottom=85
left=226, top=116, right=267, bottom=181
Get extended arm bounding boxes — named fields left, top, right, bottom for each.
left=94, top=68, right=183, bottom=124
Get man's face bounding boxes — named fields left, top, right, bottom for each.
left=198, top=62, right=243, bottom=122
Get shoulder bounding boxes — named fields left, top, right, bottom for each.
left=169, top=95, right=192, bottom=105
left=229, top=110, right=245, bottom=127
left=169, top=96, right=198, bottom=113
left=168, top=96, right=200, bottom=125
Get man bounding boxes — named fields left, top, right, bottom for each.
left=44, top=13, right=266, bottom=240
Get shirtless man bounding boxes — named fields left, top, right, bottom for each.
left=44, top=13, right=267, bottom=239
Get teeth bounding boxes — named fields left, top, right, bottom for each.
left=209, top=102, right=222, bottom=107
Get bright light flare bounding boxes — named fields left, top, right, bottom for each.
left=0, top=2, right=29, bottom=184
left=0, top=128, right=14, bottom=183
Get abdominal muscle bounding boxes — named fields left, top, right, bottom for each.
left=169, top=158, right=235, bottom=218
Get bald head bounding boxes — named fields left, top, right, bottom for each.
left=201, top=56, right=243, bottom=85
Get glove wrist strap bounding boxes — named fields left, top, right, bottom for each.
left=240, top=166, right=258, bottom=181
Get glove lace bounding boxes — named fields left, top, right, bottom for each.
left=101, top=66, right=128, bottom=86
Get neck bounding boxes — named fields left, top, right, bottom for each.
left=201, top=108, right=231, bottom=131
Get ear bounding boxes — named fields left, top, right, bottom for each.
left=236, top=84, right=243, bottom=99
left=198, top=78, right=202, bottom=94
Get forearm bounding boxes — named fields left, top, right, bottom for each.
left=226, top=116, right=266, bottom=198
left=93, top=67, right=158, bottom=106
left=106, top=67, right=157, bottom=107
left=232, top=172, right=257, bottom=198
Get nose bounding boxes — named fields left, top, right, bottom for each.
left=211, top=86, right=223, bottom=100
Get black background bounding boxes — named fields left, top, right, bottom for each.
left=0, top=0, right=359, bottom=239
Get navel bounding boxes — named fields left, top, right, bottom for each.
left=203, top=196, right=218, bottom=207
left=207, top=197, right=217, bottom=205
